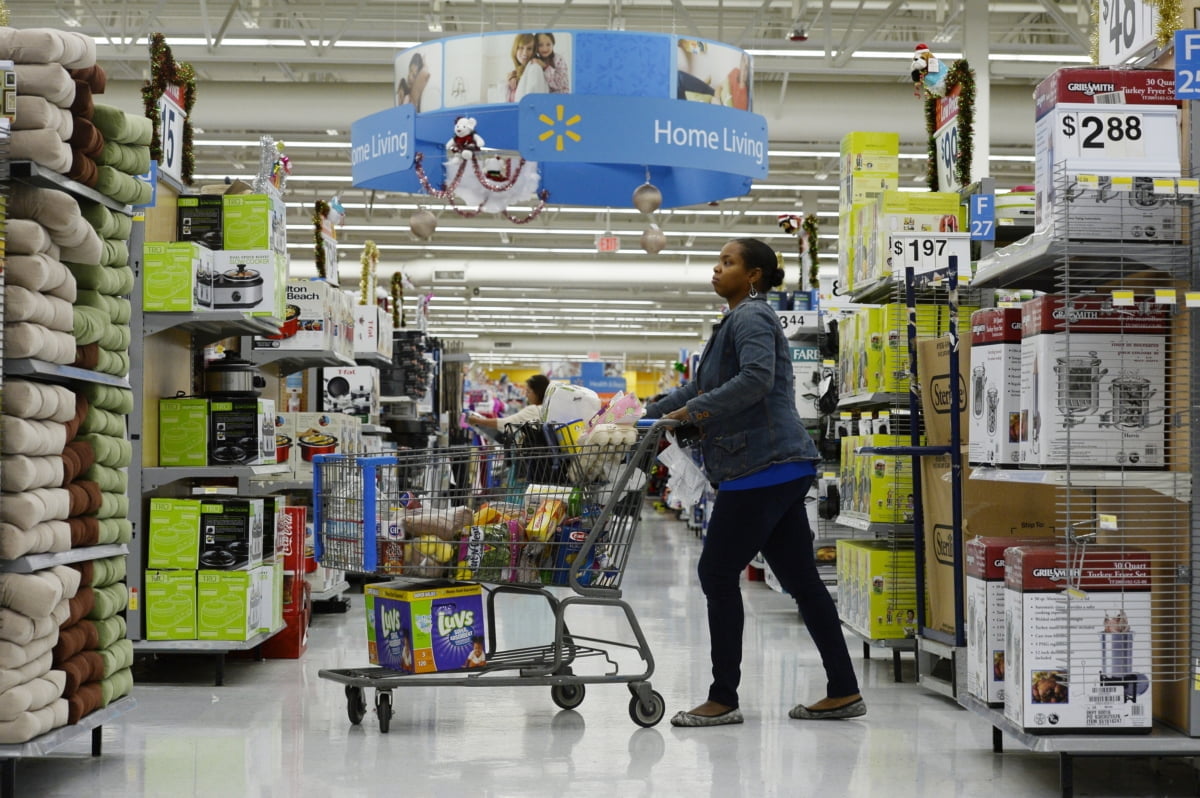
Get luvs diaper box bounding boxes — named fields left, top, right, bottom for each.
left=365, top=580, right=486, bottom=673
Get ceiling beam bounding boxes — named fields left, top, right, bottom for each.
left=1033, top=0, right=1091, bottom=51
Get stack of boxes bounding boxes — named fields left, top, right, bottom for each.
left=158, top=396, right=277, bottom=467
left=837, top=433, right=915, bottom=526
left=144, top=496, right=284, bottom=641
left=838, top=132, right=899, bottom=294
left=967, top=308, right=1023, bottom=466
left=273, top=411, right=362, bottom=479
left=354, top=303, right=394, bottom=362
left=835, top=539, right=917, bottom=640
left=251, top=278, right=357, bottom=362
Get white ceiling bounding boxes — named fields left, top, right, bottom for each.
left=17, top=1, right=1092, bottom=366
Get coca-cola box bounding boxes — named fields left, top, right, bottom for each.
left=968, top=309, right=1023, bottom=467
left=1003, top=545, right=1153, bottom=732
left=1019, top=295, right=1167, bottom=468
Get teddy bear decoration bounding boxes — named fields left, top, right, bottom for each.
left=446, top=116, right=485, bottom=160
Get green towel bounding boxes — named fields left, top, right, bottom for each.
left=82, top=384, right=134, bottom=415
left=83, top=464, right=126, bottom=493
left=95, top=166, right=153, bottom=206
left=87, top=583, right=128, bottom=620
left=101, top=239, right=128, bottom=268
left=95, top=348, right=130, bottom=378
left=82, top=406, right=125, bottom=438
left=93, top=615, right=127, bottom=649
left=97, top=322, right=129, bottom=352
left=78, top=200, right=119, bottom=239
left=100, top=667, right=133, bottom=707
left=92, top=105, right=152, bottom=146
left=91, top=556, right=127, bottom=588
left=96, top=518, right=132, bottom=545
left=66, top=262, right=106, bottom=292
left=108, top=297, right=131, bottom=325
left=106, top=265, right=134, bottom=296
left=98, top=639, right=133, bottom=678
left=96, top=140, right=151, bottom=177
left=75, top=289, right=108, bottom=310
left=110, top=213, right=132, bottom=241
left=95, top=491, right=130, bottom=520
left=73, top=305, right=108, bottom=346
left=79, top=433, right=132, bottom=468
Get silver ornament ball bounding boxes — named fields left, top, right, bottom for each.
left=640, top=225, right=667, bottom=254
left=410, top=210, right=438, bottom=240
left=632, top=183, right=663, bottom=214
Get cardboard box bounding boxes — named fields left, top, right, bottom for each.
left=1003, top=546, right=1153, bottom=732
left=148, top=498, right=202, bottom=570
left=1033, top=67, right=1179, bottom=120
left=262, top=495, right=282, bottom=561
left=365, top=580, right=487, bottom=672
left=197, top=569, right=268, bottom=641
left=320, top=366, right=379, bottom=420
left=254, top=279, right=334, bottom=351
left=199, top=498, right=264, bottom=571
left=158, top=397, right=208, bottom=467
left=222, top=192, right=287, bottom=253
left=291, top=412, right=344, bottom=476
left=205, top=250, right=287, bottom=319
left=836, top=540, right=918, bottom=640
left=176, top=195, right=224, bottom=250
left=255, top=563, right=282, bottom=634
left=145, top=570, right=197, bottom=640
left=968, top=309, right=1023, bottom=466
left=920, top=453, right=1058, bottom=637
left=142, top=241, right=215, bottom=312
left=209, top=398, right=276, bottom=466
left=1019, top=295, right=1168, bottom=468
left=839, top=131, right=901, bottom=178
left=965, top=536, right=1050, bottom=705
left=916, top=336, right=970, bottom=447
left=354, top=305, right=381, bottom=357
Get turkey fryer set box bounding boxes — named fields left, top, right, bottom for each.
left=365, top=580, right=486, bottom=673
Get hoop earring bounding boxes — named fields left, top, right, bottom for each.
left=748, top=284, right=759, bottom=299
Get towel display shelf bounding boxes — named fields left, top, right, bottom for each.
left=3, top=358, right=131, bottom=389
left=0, top=544, right=129, bottom=575
left=10, top=160, right=134, bottom=216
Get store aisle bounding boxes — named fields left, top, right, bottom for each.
left=17, top=507, right=1200, bottom=798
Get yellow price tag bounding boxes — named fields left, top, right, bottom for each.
left=1111, top=290, right=1135, bottom=307
left=1186, top=292, right=1200, bottom=308
left=1154, top=289, right=1177, bottom=305
left=1111, top=176, right=1134, bottom=192
left=1178, top=179, right=1200, bottom=195
left=1152, top=178, right=1175, bottom=194
left=822, top=359, right=836, bottom=367
left=1066, top=588, right=1089, bottom=600
left=128, top=588, right=139, bottom=611
left=1098, top=513, right=1118, bottom=531
left=1076, top=174, right=1100, bottom=190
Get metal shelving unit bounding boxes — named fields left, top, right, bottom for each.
left=247, top=345, right=354, bottom=376
left=970, top=466, right=1189, bottom=501
left=132, top=625, right=286, bottom=686
left=3, top=359, right=132, bottom=389
left=141, top=464, right=291, bottom=492
left=142, top=310, right=280, bottom=342
left=9, top=160, right=132, bottom=215
left=0, top=544, right=129, bottom=575
left=354, top=351, right=391, bottom=368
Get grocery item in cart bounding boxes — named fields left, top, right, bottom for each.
left=366, top=580, right=487, bottom=673
left=402, top=506, right=473, bottom=542
left=404, top=535, right=457, bottom=579
left=455, top=522, right=521, bottom=583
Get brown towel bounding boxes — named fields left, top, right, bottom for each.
left=66, top=587, right=95, bottom=627
left=67, top=483, right=89, bottom=517
left=62, top=441, right=95, bottom=485
left=69, top=117, right=103, bottom=158
left=60, top=649, right=104, bottom=696
left=74, top=480, right=102, bottom=515
left=69, top=80, right=93, bottom=121
left=64, top=395, right=89, bottom=443
left=52, top=620, right=98, bottom=665
left=67, top=680, right=103, bottom=724
left=70, top=561, right=94, bottom=589
left=69, top=66, right=106, bottom=96
left=67, top=151, right=98, bottom=188
left=68, top=517, right=100, bottom=548
left=73, top=344, right=99, bottom=372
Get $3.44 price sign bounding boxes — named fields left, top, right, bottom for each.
left=889, top=232, right=970, bottom=284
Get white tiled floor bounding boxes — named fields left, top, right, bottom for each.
left=16, top=507, right=1200, bottom=797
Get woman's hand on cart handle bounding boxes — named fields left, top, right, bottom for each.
left=637, top=417, right=683, bottom=428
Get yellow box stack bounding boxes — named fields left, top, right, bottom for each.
left=836, top=540, right=918, bottom=640
left=838, top=132, right=900, bottom=293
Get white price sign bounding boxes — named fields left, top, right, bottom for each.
left=156, top=87, right=186, bottom=185
left=1056, top=110, right=1146, bottom=160
left=776, top=310, right=821, bottom=339
left=934, top=119, right=960, bottom=193
left=1099, top=0, right=1157, bottom=65
left=888, top=232, right=971, bottom=283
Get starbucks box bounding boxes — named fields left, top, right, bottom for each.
left=145, top=570, right=197, bottom=640
left=159, top=397, right=208, bottom=467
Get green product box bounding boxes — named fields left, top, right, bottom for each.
left=222, top=193, right=287, bottom=253
left=145, top=570, right=197, bottom=640
left=142, top=241, right=214, bottom=312
left=199, top=498, right=264, bottom=571
left=148, top=498, right=202, bottom=570
left=197, top=570, right=261, bottom=641
left=159, top=397, right=209, bottom=467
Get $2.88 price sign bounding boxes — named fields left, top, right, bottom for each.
left=889, top=232, right=970, bottom=283
left=1058, top=111, right=1144, bottom=160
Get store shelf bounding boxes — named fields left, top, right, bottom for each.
left=249, top=348, right=354, bottom=375
left=838, top=392, right=909, bottom=409
left=246, top=476, right=312, bottom=495
left=10, top=160, right=133, bottom=215
left=0, top=544, right=129, bottom=575
left=849, top=276, right=900, bottom=304
left=142, top=464, right=290, bottom=492
left=0, top=696, right=135, bottom=760
left=834, top=516, right=913, bottom=535
left=133, top=625, right=284, bottom=654
left=379, top=396, right=416, bottom=404
left=361, top=423, right=390, bottom=435
left=354, top=351, right=392, bottom=368
left=969, top=466, right=1190, bottom=501
left=3, top=358, right=131, bottom=389
left=143, top=311, right=281, bottom=342
left=311, top=580, right=350, bottom=602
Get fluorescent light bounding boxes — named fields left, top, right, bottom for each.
left=93, top=36, right=418, bottom=49
left=196, top=139, right=351, bottom=149
left=751, top=48, right=1090, bottom=65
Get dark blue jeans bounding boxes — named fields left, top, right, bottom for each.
left=698, top=476, right=859, bottom=708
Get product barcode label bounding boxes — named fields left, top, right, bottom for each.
left=1093, top=688, right=1122, bottom=704
left=1094, top=91, right=1128, bottom=105
left=1132, top=704, right=1145, bottom=716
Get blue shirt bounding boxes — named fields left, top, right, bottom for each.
left=719, top=460, right=816, bottom=491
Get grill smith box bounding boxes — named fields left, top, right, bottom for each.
left=968, top=308, right=1023, bottom=466
left=365, top=580, right=487, bottom=673
left=1003, top=546, right=1153, bottom=732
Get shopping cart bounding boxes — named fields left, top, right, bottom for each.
left=313, top=419, right=674, bottom=731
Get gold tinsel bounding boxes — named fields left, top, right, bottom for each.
left=0, top=3, right=10, bottom=27
left=1092, top=0, right=1182, bottom=60
left=360, top=240, right=379, bottom=306
left=1090, top=0, right=1100, bottom=64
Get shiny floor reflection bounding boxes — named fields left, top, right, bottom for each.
left=18, top=507, right=1200, bottom=797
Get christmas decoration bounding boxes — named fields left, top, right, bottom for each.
left=909, top=43, right=947, bottom=99
left=802, top=214, right=820, bottom=290
left=445, top=117, right=484, bottom=159
left=410, top=209, right=438, bottom=240
left=360, top=241, right=379, bottom=306
left=391, top=272, right=405, bottom=328
left=0, top=2, right=10, bottom=26
left=632, top=182, right=663, bottom=214
left=640, top=224, right=667, bottom=254
left=141, top=33, right=197, bottom=184
left=925, top=59, right=975, bottom=191
left=414, top=152, right=549, bottom=222
left=254, top=136, right=291, bottom=193
left=312, top=199, right=329, bottom=279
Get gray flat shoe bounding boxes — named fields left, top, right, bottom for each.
left=670, top=708, right=745, bottom=727
left=789, top=698, right=866, bottom=720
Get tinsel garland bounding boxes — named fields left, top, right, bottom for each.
left=360, top=241, right=379, bottom=305
left=802, top=215, right=820, bottom=290
left=1090, top=0, right=1180, bottom=61
left=140, top=33, right=197, bottom=184
left=924, top=60, right=975, bottom=191
left=391, top=272, right=405, bottom=328
left=313, top=200, right=329, bottom=279
left=413, top=152, right=550, bottom=223
left=0, top=2, right=9, bottom=26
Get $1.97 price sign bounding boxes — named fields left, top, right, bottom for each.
left=889, top=232, right=970, bottom=284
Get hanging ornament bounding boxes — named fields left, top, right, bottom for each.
left=632, top=182, right=663, bottom=214
left=410, top=209, right=438, bottom=240
left=640, top=224, right=667, bottom=255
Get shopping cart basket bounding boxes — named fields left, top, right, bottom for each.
left=313, top=419, right=674, bottom=731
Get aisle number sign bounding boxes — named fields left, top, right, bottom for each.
left=156, top=84, right=186, bottom=186
left=969, top=193, right=995, bottom=241
left=1099, top=0, right=1157, bottom=65
left=1174, top=30, right=1200, bottom=99
left=889, top=232, right=970, bottom=284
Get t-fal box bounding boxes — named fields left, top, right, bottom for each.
left=965, top=536, right=1050, bottom=705
left=198, top=498, right=264, bottom=571
left=1019, top=296, right=1167, bottom=468
left=365, top=580, right=487, bottom=672
left=176, top=195, right=224, bottom=251
left=354, top=305, right=381, bottom=357
left=1003, top=545, right=1153, bottom=732
left=208, top=249, right=287, bottom=320
left=222, top=192, right=287, bottom=254
left=254, top=279, right=332, bottom=351
left=968, top=309, right=1023, bottom=466
left=209, top=398, right=276, bottom=466
left=320, top=366, right=379, bottom=420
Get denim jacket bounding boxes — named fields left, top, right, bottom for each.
left=645, top=296, right=820, bottom=483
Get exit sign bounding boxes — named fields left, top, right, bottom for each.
left=596, top=234, right=620, bottom=253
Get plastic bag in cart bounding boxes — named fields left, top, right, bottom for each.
left=657, top=431, right=707, bottom=507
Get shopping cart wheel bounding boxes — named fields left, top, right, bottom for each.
left=628, top=691, right=665, bottom=728
left=345, top=686, right=366, bottom=725
left=550, top=683, right=586, bottom=710
left=376, top=691, right=394, bottom=733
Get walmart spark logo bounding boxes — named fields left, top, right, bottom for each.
left=537, top=105, right=582, bottom=151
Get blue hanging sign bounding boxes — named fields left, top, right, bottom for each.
left=969, top=193, right=995, bottom=241
left=517, top=95, right=768, bottom=179
left=350, top=105, right=416, bottom=189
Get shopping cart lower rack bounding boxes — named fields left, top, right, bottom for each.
left=312, top=420, right=673, bottom=731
